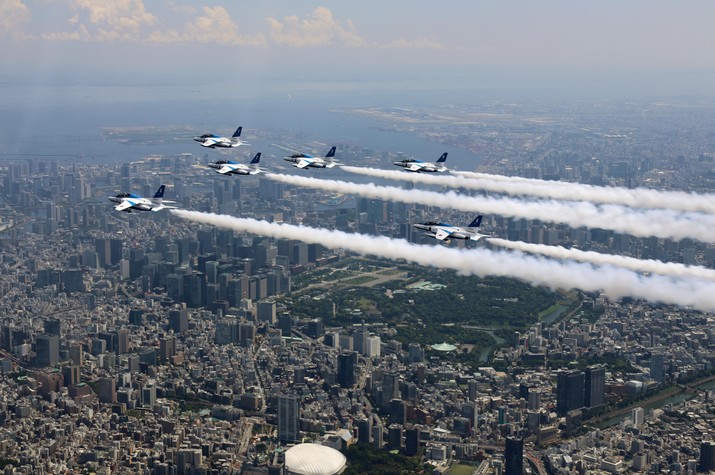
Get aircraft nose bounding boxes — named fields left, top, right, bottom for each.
left=392, top=161, right=403, bottom=166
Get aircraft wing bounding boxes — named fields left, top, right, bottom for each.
left=406, top=163, right=425, bottom=172
left=295, top=159, right=314, bottom=169
left=114, top=200, right=135, bottom=212
left=434, top=228, right=453, bottom=241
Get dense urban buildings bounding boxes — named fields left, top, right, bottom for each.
left=1, top=98, right=715, bottom=473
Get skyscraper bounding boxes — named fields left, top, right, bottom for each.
left=169, top=309, right=189, bottom=334
left=69, top=342, right=83, bottom=366
left=585, top=365, right=605, bottom=408
left=357, top=418, right=372, bottom=444
left=257, top=300, right=277, bottom=324
left=556, top=370, right=585, bottom=415
left=353, top=329, right=369, bottom=356
left=35, top=334, right=59, bottom=368
left=278, top=394, right=299, bottom=444
left=337, top=351, right=357, bottom=388
left=404, top=425, right=421, bottom=456
left=699, top=441, right=715, bottom=472
left=117, top=328, right=129, bottom=354
left=505, top=436, right=524, bottom=475
left=97, top=377, right=117, bottom=404
left=382, top=372, right=400, bottom=409
left=650, top=351, right=666, bottom=383
left=279, top=313, right=292, bottom=337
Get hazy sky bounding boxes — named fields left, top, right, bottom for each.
left=2, top=1, right=715, bottom=94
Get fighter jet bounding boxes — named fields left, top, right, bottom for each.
left=194, top=126, right=248, bottom=148
left=284, top=146, right=338, bottom=169
left=393, top=152, right=448, bottom=173
left=413, top=215, right=484, bottom=242
left=109, top=185, right=176, bottom=213
left=208, top=153, right=263, bottom=176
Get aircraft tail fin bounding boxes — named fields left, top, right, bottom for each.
left=468, top=215, right=483, bottom=228
left=153, top=185, right=166, bottom=200
left=232, top=127, right=243, bottom=138
left=325, top=146, right=336, bottom=159
left=249, top=152, right=261, bottom=165
left=436, top=152, right=448, bottom=163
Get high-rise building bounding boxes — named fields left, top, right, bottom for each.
left=44, top=319, right=61, bottom=337
left=357, top=418, right=372, bottom=444
left=257, top=300, right=277, bottom=324
left=504, top=436, right=524, bottom=475
left=585, top=365, right=605, bottom=408
left=169, top=309, right=189, bottom=334
left=159, top=336, right=176, bottom=363
left=278, top=395, right=299, bottom=444
left=631, top=407, right=644, bottom=426
left=128, top=309, right=143, bottom=326
left=97, top=377, right=117, bottom=404
left=239, top=321, right=256, bottom=348
left=382, top=372, right=400, bottom=409
left=556, top=370, right=585, bottom=415
left=404, top=425, right=421, bottom=456
left=215, top=318, right=238, bottom=345
left=337, top=351, right=357, bottom=388
left=527, top=389, right=541, bottom=411
left=388, top=424, right=403, bottom=450
left=699, top=441, right=715, bottom=472
left=353, top=329, right=369, bottom=356
left=306, top=319, right=324, bottom=338
left=372, top=424, right=384, bottom=449
left=279, top=313, right=292, bottom=337
left=117, top=328, right=129, bottom=354
left=69, top=342, right=83, bottom=366
left=62, top=365, right=81, bottom=387
left=142, top=380, right=157, bottom=407
left=389, top=399, right=407, bottom=425
left=650, top=351, right=666, bottom=383
left=468, top=380, right=479, bottom=402
left=35, top=334, right=59, bottom=368
left=366, top=335, right=381, bottom=358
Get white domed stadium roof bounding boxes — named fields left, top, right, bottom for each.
left=285, top=444, right=347, bottom=475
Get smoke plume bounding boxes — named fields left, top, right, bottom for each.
left=172, top=209, right=715, bottom=312
left=487, top=238, right=715, bottom=281
left=265, top=173, right=715, bottom=243
left=341, top=166, right=715, bottom=214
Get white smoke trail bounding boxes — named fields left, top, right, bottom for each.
left=341, top=166, right=715, bottom=214
left=487, top=238, right=715, bottom=281
left=171, top=209, right=715, bottom=311
left=451, top=169, right=715, bottom=214
left=265, top=173, right=715, bottom=243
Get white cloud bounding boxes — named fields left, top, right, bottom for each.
left=0, top=0, right=31, bottom=40
left=148, top=6, right=266, bottom=46
left=43, top=0, right=157, bottom=42
left=266, top=7, right=366, bottom=48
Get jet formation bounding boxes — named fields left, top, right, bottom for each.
left=194, top=126, right=247, bottom=148
left=118, top=128, right=482, bottom=247
left=413, top=215, right=485, bottom=242
left=284, top=146, right=338, bottom=169
left=109, top=185, right=176, bottom=213
left=208, top=153, right=263, bottom=176
left=393, top=152, right=448, bottom=173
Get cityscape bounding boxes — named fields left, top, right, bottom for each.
left=1, top=97, right=715, bottom=474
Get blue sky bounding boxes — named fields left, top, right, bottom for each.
left=2, top=1, right=715, bottom=94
